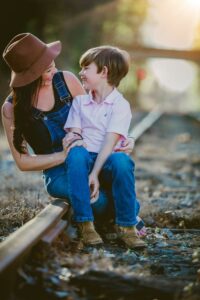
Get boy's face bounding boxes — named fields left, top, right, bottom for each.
left=79, top=62, right=102, bottom=90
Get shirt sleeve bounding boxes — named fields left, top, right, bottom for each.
left=106, top=99, right=132, bottom=138
left=64, top=96, right=82, bottom=130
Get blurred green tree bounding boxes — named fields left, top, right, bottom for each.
left=0, top=0, right=148, bottom=108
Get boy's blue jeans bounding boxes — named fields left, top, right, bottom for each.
left=44, top=146, right=140, bottom=226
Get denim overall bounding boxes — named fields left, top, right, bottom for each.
left=41, top=72, right=140, bottom=225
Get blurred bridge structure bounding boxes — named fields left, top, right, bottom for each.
left=129, top=46, right=200, bottom=62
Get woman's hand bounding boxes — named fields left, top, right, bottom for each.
left=62, top=132, right=87, bottom=153
left=89, top=172, right=99, bottom=199
left=115, top=137, right=135, bottom=154
left=62, top=132, right=77, bottom=149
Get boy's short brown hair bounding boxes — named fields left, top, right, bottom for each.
left=79, top=46, right=130, bottom=87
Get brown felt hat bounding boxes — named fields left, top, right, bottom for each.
left=2, top=33, right=62, bottom=87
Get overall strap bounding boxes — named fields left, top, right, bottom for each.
left=6, top=95, right=13, bottom=103
left=53, top=71, right=72, bottom=105
left=32, top=71, right=72, bottom=120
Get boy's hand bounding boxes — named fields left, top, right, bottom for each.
left=89, top=172, right=99, bottom=199
left=115, top=137, right=135, bottom=154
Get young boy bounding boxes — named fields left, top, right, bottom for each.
left=64, top=46, right=146, bottom=249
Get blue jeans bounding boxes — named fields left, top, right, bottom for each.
left=44, top=146, right=140, bottom=226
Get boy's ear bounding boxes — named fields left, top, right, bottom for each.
left=101, top=66, right=108, bottom=77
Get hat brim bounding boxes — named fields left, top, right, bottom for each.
left=10, top=41, right=62, bottom=87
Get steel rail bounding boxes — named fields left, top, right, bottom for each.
left=0, top=199, right=69, bottom=275
left=1, top=111, right=199, bottom=300
left=0, top=106, right=164, bottom=275
left=0, top=108, right=164, bottom=299
left=129, top=106, right=163, bottom=141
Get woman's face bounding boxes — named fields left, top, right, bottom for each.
left=42, top=61, right=57, bottom=86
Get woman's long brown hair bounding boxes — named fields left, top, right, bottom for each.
left=12, top=77, right=42, bottom=153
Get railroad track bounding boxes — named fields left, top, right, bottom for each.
left=0, top=110, right=200, bottom=300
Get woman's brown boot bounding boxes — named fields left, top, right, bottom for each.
left=77, top=221, right=103, bottom=245
left=115, top=225, right=146, bottom=249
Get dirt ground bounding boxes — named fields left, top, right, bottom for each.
left=0, top=131, right=50, bottom=240
left=0, top=114, right=200, bottom=300
left=134, top=114, right=200, bottom=230
left=0, top=114, right=200, bottom=237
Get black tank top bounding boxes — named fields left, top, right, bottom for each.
left=7, top=72, right=73, bottom=154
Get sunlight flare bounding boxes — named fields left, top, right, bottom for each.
left=185, top=0, right=200, bottom=9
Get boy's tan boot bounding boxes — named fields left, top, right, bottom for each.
left=115, top=225, right=146, bottom=249
left=77, top=221, right=103, bottom=245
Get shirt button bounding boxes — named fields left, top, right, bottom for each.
left=44, top=116, right=48, bottom=120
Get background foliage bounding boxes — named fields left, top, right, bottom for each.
left=0, top=0, right=148, bottom=108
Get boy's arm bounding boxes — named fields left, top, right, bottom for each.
left=63, top=96, right=83, bottom=151
left=89, top=132, right=120, bottom=197
left=89, top=98, right=132, bottom=197
left=92, top=132, right=120, bottom=175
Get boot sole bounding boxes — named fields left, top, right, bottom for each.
left=83, top=241, right=104, bottom=246
left=118, top=238, right=147, bottom=249
left=130, top=243, right=147, bottom=249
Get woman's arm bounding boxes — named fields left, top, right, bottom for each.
left=1, top=71, right=85, bottom=171
left=1, top=102, right=67, bottom=171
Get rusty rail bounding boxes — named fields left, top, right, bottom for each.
left=0, top=199, right=69, bottom=275
left=0, top=108, right=162, bottom=276
left=1, top=112, right=200, bottom=300
left=0, top=110, right=164, bottom=299
left=129, top=106, right=163, bottom=141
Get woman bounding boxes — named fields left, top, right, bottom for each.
left=1, top=33, right=143, bottom=247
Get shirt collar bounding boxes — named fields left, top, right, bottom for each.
left=84, top=88, right=122, bottom=105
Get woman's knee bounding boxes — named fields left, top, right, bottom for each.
left=45, top=175, right=70, bottom=200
